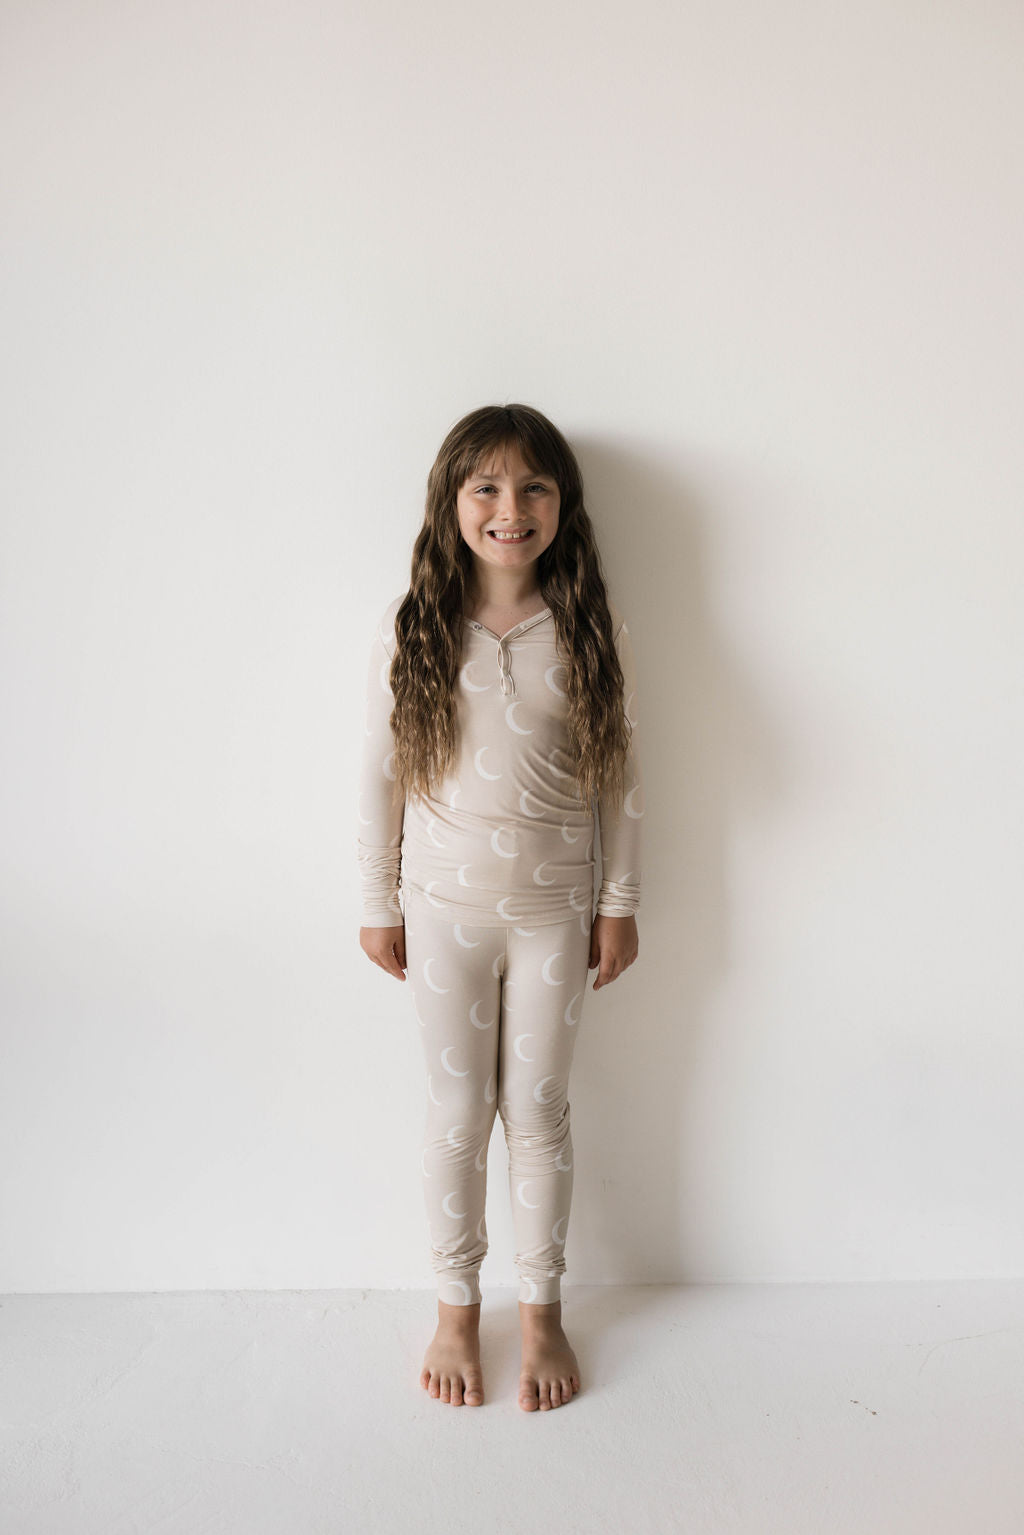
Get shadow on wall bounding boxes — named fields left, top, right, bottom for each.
left=566, top=437, right=789, bottom=1283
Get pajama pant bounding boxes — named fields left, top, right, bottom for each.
left=403, top=887, right=592, bottom=1306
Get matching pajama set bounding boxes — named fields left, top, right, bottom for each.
left=357, top=594, right=644, bottom=1304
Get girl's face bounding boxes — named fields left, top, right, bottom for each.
left=455, top=444, right=560, bottom=582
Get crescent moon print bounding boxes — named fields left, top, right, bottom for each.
left=441, top=1046, right=470, bottom=1077
left=423, top=957, right=450, bottom=993
left=569, top=884, right=591, bottom=912
left=491, top=954, right=503, bottom=979
left=474, top=747, right=501, bottom=781
left=442, top=1192, right=467, bottom=1219
left=446, top=1125, right=466, bottom=1147
left=425, top=817, right=445, bottom=848
left=521, top=1277, right=540, bottom=1301
left=624, top=784, right=644, bottom=818
left=453, top=924, right=480, bottom=948
left=460, top=663, right=490, bottom=692
left=564, top=991, right=583, bottom=1026
left=513, top=1033, right=535, bottom=1062
left=513, top=926, right=538, bottom=937
left=505, top=701, right=533, bottom=735
left=579, top=911, right=589, bottom=937
left=533, top=862, right=556, bottom=887
left=382, top=750, right=396, bottom=781
left=446, top=1278, right=474, bottom=1303
left=496, top=896, right=519, bottom=920
left=469, top=1000, right=495, bottom=1029
left=541, top=952, right=565, bottom=986
left=548, top=749, right=573, bottom=780
left=516, top=1181, right=542, bottom=1210
left=561, top=820, right=580, bottom=844
left=476, top=1214, right=488, bottom=1242
left=428, top=1074, right=442, bottom=1107
left=552, top=1216, right=568, bottom=1244
left=484, top=1073, right=497, bottom=1103
left=421, top=1149, right=432, bottom=1177
left=554, top=1147, right=573, bottom=1172
left=625, top=690, right=638, bottom=728
left=423, top=883, right=446, bottom=909
left=475, top=1144, right=488, bottom=1172
left=534, top=1074, right=560, bottom=1105
left=457, top=864, right=472, bottom=887
left=448, top=784, right=461, bottom=809
left=520, top=789, right=545, bottom=818
left=378, top=659, right=391, bottom=694
left=544, top=664, right=567, bottom=696
left=491, top=825, right=518, bottom=859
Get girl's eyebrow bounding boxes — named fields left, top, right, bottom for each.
left=469, top=469, right=552, bottom=482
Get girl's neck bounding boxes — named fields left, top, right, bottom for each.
left=465, top=569, right=543, bottom=617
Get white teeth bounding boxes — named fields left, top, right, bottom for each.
left=490, top=530, right=531, bottom=541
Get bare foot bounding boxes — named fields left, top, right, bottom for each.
left=518, top=1299, right=580, bottom=1411
left=420, top=1299, right=484, bottom=1406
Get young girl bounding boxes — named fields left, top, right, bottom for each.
left=357, top=403, right=644, bottom=1412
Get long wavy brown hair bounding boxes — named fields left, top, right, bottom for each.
left=389, top=403, right=631, bottom=812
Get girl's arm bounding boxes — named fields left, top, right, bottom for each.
left=590, top=617, right=643, bottom=989
left=356, top=600, right=405, bottom=929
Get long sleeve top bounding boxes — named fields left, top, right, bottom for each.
left=356, top=595, right=644, bottom=928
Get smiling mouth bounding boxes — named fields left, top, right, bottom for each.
left=488, top=529, right=534, bottom=542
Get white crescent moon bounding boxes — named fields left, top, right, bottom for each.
left=496, top=896, right=518, bottom=919
left=624, top=784, right=644, bottom=818
left=549, top=750, right=573, bottom=780
left=513, top=926, right=538, bottom=937
left=424, top=957, right=449, bottom=993
left=533, top=862, right=556, bottom=887
left=423, top=882, right=446, bottom=909
left=469, top=1000, right=494, bottom=1029
left=555, top=1147, right=573, bottom=1171
left=448, top=784, right=461, bottom=808
left=421, top=1149, right=432, bottom=1177
left=541, top=952, right=564, bottom=986
left=521, top=1277, right=540, bottom=1301
left=378, top=659, right=391, bottom=693
left=475, top=1144, right=488, bottom=1171
left=447, top=1278, right=474, bottom=1302
left=442, top=1192, right=467, bottom=1219
left=484, top=1073, right=497, bottom=1103
left=569, top=884, right=591, bottom=912
left=491, top=954, right=503, bottom=978
left=446, top=1124, right=466, bottom=1146
left=428, top=1074, right=442, bottom=1106
left=454, top=924, right=479, bottom=948
left=520, top=789, right=546, bottom=818
left=441, top=1047, right=470, bottom=1077
left=382, top=751, right=396, bottom=781
left=513, top=1033, right=535, bottom=1062
left=625, top=690, right=638, bottom=727
left=491, top=825, right=518, bottom=859
left=544, top=664, right=567, bottom=696
left=517, top=1181, right=542, bottom=1210
left=461, top=664, right=490, bottom=692
left=425, top=817, right=445, bottom=847
left=534, top=1074, right=560, bottom=1104
left=564, top=991, right=582, bottom=1026
left=474, top=747, right=502, bottom=781
left=505, top=701, right=533, bottom=735
left=457, top=864, right=472, bottom=886
left=561, top=820, right=580, bottom=843
left=476, top=1214, right=488, bottom=1241
left=552, top=1216, right=568, bottom=1244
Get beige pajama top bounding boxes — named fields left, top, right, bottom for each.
left=357, top=595, right=644, bottom=928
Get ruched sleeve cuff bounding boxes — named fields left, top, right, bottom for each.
left=595, top=612, right=644, bottom=921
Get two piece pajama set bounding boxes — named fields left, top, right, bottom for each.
left=357, top=594, right=644, bottom=1304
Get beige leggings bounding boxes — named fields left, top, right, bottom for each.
left=403, top=887, right=592, bottom=1305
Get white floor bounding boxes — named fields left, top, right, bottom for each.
left=1, top=1280, right=1022, bottom=1534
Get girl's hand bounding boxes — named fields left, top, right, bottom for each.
left=360, top=924, right=407, bottom=981
left=588, top=913, right=639, bottom=990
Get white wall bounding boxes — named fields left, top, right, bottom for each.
left=2, top=0, right=1022, bottom=1292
